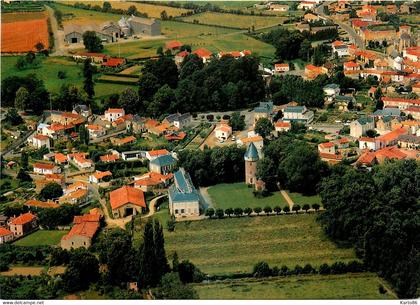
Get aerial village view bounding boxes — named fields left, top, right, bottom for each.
left=0, top=0, right=419, bottom=302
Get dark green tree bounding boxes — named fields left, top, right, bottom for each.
left=255, top=117, right=273, bottom=139
left=155, top=272, right=198, bottom=299
left=82, top=31, right=103, bottom=52
left=40, top=183, right=63, bottom=200
left=83, top=58, right=95, bottom=100
left=62, top=248, right=100, bottom=292
left=229, top=112, right=245, bottom=131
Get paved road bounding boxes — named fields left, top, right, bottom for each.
left=315, top=2, right=365, bottom=50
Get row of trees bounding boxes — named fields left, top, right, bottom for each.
left=252, top=260, right=365, bottom=278
left=205, top=203, right=321, bottom=218
left=319, top=160, right=419, bottom=298
left=177, top=145, right=246, bottom=186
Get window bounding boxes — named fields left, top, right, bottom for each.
left=181, top=209, right=185, bottom=213
left=175, top=209, right=178, bottom=214
left=72, top=242, right=74, bottom=245
left=84, top=242, right=86, bottom=245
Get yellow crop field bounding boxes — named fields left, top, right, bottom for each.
left=61, top=1, right=192, bottom=18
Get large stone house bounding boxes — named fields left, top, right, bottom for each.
left=282, top=106, right=314, bottom=125
left=149, top=154, right=177, bottom=175
left=110, top=186, right=146, bottom=218
left=61, top=214, right=100, bottom=250
left=0, top=227, right=14, bottom=244
left=8, top=212, right=37, bottom=237
left=350, top=117, right=375, bottom=138
left=168, top=168, right=200, bottom=218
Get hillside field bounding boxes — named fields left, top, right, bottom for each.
left=181, top=12, right=286, bottom=29
left=164, top=214, right=356, bottom=275
left=193, top=273, right=396, bottom=299
left=1, top=56, right=136, bottom=98
left=60, top=1, right=192, bottom=19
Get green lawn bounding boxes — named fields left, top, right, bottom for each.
left=181, top=12, right=286, bottom=29
left=14, top=230, right=69, bottom=246
left=1, top=56, right=136, bottom=98
left=208, top=183, right=288, bottom=210
left=164, top=214, right=357, bottom=275
left=286, top=192, right=323, bottom=206
left=193, top=273, right=396, bottom=299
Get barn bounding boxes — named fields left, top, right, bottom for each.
left=127, top=15, right=161, bottom=36
left=64, top=24, right=114, bottom=44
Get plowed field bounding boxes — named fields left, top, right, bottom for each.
left=1, top=12, right=49, bottom=53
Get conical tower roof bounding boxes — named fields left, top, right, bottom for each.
left=244, top=142, right=259, bottom=161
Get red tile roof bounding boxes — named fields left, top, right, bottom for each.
left=176, top=51, right=189, bottom=58
left=106, top=108, right=124, bottom=114
left=24, top=199, right=59, bottom=209
left=344, top=61, right=359, bottom=68
left=110, top=186, right=146, bottom=210
left=275, top=121, right=291, bottom=128
left=92, top=170, right=112, bottom=180
left=55, top=153, right=67, bottom=164
left=62, top=222, right=99, bottom=240
left=33, top=134, right=49, bottom=141
left=100, top=154, right=119, bottom=162
left=73, top=214, right=101, bottom=224
left=10, top=212, right=36, bottom=225
left=102, top=57, right=125, bottom=67
left=193, top=48, right=212, bottom=59
left=148, top=149, right=169, bottom=157
left=0, top=227, right=13, bottom=237
left=319, top=142, right=335, bottom=149
left=377, top=127, right=407, bottom=143
left=165, top=40, right=183, bottom=49
left=319, top=152, right=343, bottom=160
left=33, top=162, right=55, bottom=170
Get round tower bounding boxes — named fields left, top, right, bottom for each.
left=244, top=142, right=259, bottom=185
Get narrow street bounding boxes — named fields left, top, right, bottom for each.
left=315, top=2, right=365, bottom=50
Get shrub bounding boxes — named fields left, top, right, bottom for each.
left=279, top=265, right=289, bottom=276
left=167, top=219, right=175, bottom=232
left=292, top=204, right=301, bottom=213
left=253, top=207, right=262, bottom=215
left=283, top=206, right=290, bottom=213
left=216, top=115, right=221, bottom=120
left=215, top=208, right=224, bottom=219
left=319, top=263, right=331, bottom=275
left=263, top=206, right=272, bottom=215
left=225, top=208, right=233, bottom=217
left=222, top=114, right=230, bottom=120
left=206, top=114, right=214, bottom=121
left=346, top=260, right=365, bottom=273
left=273, top=206, right=282, bottom=215
left=312, top=203, right=320, bottom=211
left=378, top=284, right=387, bottom=294
left=233, top=208, right=243, bottom=217
left=294, top=264, right=303, bottom=275
left=330, top=262, right=347, bottom=274
left=302, top=204, right=310, bottom=212
left=253, top=262, right=271, bottom=278
left=57, top=70, right=66, bottom=79
left=244, top=207, right=253, bottom=216
left=302, top=264, right=314, bottom=274
left=272, top=266, right=280, bottom=276
left=205, top=208, right=215, bottom=218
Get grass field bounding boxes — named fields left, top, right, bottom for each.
left=98, top=75, right=139, bottom=84
left=164, top=214, right=356, bottom=275
left=2, top=11, right=46, bottom=23
left=208, top=183, right=288, bottom=210
left=56, top=3, right=120, bottom=25
left=13, top=230, right=69, bottom=246
left=193, top=273, right=396, bottom=299
left=61, top=1, right=192, bottom=19
left=1, top=56, right=136, bottom=98
left=181, top=12, right=286, bottom=29
left=286, top=192, right=322, bottom=206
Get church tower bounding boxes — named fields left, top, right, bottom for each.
left=244, top=142, right=259, bottom=185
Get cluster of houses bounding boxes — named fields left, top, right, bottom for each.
left=64, top=15, right=161, bottom=45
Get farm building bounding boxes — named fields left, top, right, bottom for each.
left=64, top=24, right=113, bottom=44
left=127, top=15, right=161, bottom=36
